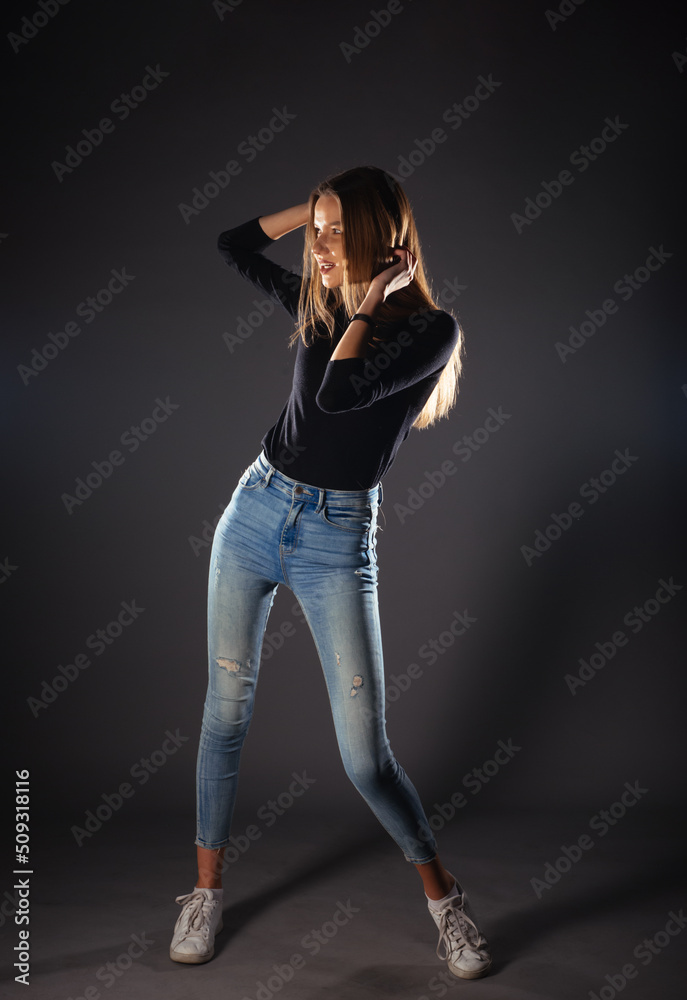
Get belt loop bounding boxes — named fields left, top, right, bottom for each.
left=315, top=487, right=325, bottom=514
left=264, top=464, right=274, bottom=486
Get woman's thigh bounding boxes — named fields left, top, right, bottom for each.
left=204, top=472, right=286, bottom=727
left=285, top=498, right=390, bottom=774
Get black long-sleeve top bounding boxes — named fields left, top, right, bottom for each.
left=217, top=216, right=460, bottom=490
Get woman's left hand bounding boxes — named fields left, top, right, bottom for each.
left=370, top=245, right=418, bottom=300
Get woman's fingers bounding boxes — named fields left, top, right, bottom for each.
left=393, top=245, right=417, bottom=279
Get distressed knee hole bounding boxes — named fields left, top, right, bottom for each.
left=350, top=674, right=364, bottom=697
left=217, top=657, right=241, bottom=673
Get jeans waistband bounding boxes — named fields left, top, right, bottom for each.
left=254, top=451, right=383, bottom=510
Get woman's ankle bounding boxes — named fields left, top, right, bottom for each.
left=195, top=844, right=226, bottom=889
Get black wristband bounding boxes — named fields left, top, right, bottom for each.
left=350, top=313, right=376, bottom=330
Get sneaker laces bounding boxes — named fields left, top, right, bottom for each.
left=434, top=897, right=488, bottom=962
left=174, top=889, right=216, bottom=941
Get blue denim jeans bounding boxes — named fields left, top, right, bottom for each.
left=195, top=450, right=438, bottom=864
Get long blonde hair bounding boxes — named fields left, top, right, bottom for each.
left=288, top=165, right=465, bottom=429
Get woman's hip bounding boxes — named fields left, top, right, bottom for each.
left=211, top=451, right=382, bottom=582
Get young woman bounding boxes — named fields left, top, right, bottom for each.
left=169, top=165, right=491, bottom=980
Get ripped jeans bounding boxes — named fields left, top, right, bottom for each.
left=195, top=450, right=438, bottom=864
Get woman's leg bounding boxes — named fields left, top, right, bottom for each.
left=414, top=856, right=458, bottom=898
left=172, top=462, right=285, bottom=964
left=290, top=506, right=491, bottom=979
left=196, top=846, right=226, bottom=889
left=195, top=491, right=281, bottom=864
left=288, top=495, right=438, bottom=865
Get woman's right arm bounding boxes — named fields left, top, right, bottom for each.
left=258, top=202, right=310, bottom=240
left=217, top=204, right=310, bottom=318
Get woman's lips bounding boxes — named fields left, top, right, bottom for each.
left=319, top=262, right=335, bottom=272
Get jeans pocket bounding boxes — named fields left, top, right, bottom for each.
left=320, top=503, right=372, bottom=531
left=238, top=464, right=265, bottom=490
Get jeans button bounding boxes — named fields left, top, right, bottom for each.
left=294, top=486, right=303, bottom=494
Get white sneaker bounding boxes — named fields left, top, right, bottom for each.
left=428, top=882, right=491, bottom=980
left=170, top=887, right=224, bottom=964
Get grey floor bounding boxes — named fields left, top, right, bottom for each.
left=3, top=807, right=685, bottom=999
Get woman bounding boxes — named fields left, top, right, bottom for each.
left=169, top=166, right=491, bottom=980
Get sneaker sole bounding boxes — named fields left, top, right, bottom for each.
left=169, top=919, right=223, bottom=964
left=446, top=958, right=492, bottom=980
left=170, top=946, right=215, bottom=964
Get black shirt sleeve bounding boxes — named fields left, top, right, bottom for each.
left=217, top=216, right=302, bottom=318
left=315, top=310, right=460, bottom=412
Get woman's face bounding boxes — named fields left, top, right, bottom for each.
left=312, top=194, right=344, bottom=288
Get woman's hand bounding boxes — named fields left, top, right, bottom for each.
left=369, top=245, right=418, bottom=301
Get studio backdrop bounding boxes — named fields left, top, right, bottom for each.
left=4, top=0, right=685, bottom=875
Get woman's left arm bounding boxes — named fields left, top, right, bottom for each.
left=330, top=245, right=417, bottom=361
left=316, top=309, right=459, bottom=413
left=318, top=246, right=459, bottom=412
left=329, top=285, right=385, bottom=360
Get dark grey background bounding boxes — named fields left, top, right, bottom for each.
left=3, top=0, right=686, bottom=996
